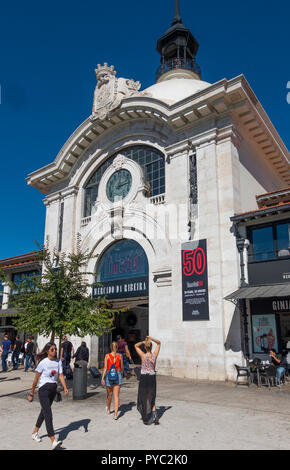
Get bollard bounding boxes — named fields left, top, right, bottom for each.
left=73, top=360, right=88, bottom=400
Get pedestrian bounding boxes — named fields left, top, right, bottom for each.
left=117, top=334, right=132, bottom=378
left=28, top=342, right=69, bottom=450
left=1, top=334, right=12, bottom=372
left=73, top=341, right=89, bottom=364
left=135, top=336, right=161, bottom=425
left=31, top=336, right=40, bottom=354
left=60, top=336, right=74, bottom=378
left=269, top=348, right=285, bottom=387
left=101, top=341, right=123, bottom=420
left=24, top=337, right=36, bottom=372
left=12, top=336, right=22, bottom=370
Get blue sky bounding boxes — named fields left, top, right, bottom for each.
left=0, top=0, right=289, bottom=259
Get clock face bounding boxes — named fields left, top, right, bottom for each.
left=106, top=169, right=132, bottom=202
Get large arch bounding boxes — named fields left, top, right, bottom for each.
left=92, top=238, right=151, bottom=366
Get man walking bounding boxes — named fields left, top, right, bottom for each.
left=1, top=334, right=12, bottom=372
left=25, top=337, right=36, bottom=372
left=12, top=336, right=22, bottom=370
left=60, top=336, right=74, bottom=379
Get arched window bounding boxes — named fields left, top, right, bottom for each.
left=84, top=145, right=165, bottom=217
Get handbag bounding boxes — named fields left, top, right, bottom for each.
left=54, top=360, right=62, bottom=402
left=54, top=390, right=62, bottom=402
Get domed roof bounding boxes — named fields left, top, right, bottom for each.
left=144, top=78, right=211, bottom=105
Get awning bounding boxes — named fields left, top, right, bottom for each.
left=225, top=283, right=290, bottom=301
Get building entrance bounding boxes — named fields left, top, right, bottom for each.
left=113, top=303, right=149, bottom=364
left=94, top=239, right=149, bottom=368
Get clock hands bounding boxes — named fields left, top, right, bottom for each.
left=116, top=178, right=129, bottom=190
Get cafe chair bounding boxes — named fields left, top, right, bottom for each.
left=234, top=364, right=251, bottom=387
left=259, top=365, right=277, bottom=389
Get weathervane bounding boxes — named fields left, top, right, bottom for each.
left=172, top=0, right=182, bottom=25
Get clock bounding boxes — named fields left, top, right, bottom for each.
left=106, top=169, right=132, bottom=202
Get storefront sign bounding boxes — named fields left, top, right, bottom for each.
left=251, top=298, right=290, bottom=315
left=92, top=276, right=148, bottom=300
left=252, top=314, right=278, bottom=353
left=248, top=258, right=290, bottom=285
left=93, top=240, right=149, bottom=300
left=181, top=239, right=209, bottom=321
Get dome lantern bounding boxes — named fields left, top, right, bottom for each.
left=156, top=0, right=201, bottom=83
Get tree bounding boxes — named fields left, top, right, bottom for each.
left=0, top=238, right=122, bottom=355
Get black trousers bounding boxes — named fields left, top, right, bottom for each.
left=35, top=383, right=57, bottom=437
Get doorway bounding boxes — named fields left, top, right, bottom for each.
left=113, top=304, right=149, bottom=364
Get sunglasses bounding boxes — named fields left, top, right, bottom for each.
left=50, top=347, right=57, bottom=351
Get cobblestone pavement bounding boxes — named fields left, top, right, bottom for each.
left=1, top=366, right=290, bottom=450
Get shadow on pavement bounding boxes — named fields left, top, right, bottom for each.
left=118, top=401, right=136, bottom=419
left=0, top=388, right=32, bottom=399
left=43, top=418, right=91, bottom=442
left=0, top=376, right=21, bottom=382
left=157, top=406, right=172, bottom=421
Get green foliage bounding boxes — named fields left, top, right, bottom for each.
left=0, top=237, right=122, bottom=341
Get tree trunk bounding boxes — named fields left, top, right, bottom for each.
left=50, top=330, right=55, bottom=344
left=58, top=330, right=63, bottom=358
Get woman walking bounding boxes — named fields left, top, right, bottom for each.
left=101, top=342, right=123, bottom=420
left=135, top=336, right=161, bottom=425
left=28, top=342, right=69, bottom=450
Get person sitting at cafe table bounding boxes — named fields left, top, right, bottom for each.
left=269, top=348, right=285, bottom=386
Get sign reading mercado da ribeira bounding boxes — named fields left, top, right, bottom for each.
left=93, top=240, right=149, bottom=300
left=181, top=239, right=210, bottom=321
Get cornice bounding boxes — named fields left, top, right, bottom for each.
left=43, top=185, right=79, bottom=206
left=27, top=75, right=289, bottom=191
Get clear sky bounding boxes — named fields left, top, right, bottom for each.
left=0, top=0, right=289, bottom=259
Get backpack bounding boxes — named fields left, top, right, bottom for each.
left=107, top=354, right=119, bottom=384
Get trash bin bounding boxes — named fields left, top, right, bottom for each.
left=73, top=360, right=88, bottom=400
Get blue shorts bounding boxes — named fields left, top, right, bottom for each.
left=105, top=371, right=123, bottom=387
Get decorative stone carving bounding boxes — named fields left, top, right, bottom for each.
left=91, top=63, right=149, bottom=121
left=110, top=204, right=124, bottom=240
left=112, top=154, right=126, bottom=170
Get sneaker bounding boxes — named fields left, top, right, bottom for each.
left=106, top=406, right=110, bottom=414
left=51, top=439, right=63, bottom=450
left=32, top=432, right=42, bottom=443
left=113, top=413, right=119, bottom=420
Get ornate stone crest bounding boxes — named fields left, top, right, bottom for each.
left=91, top=63, right=150, bottom=121
left=112, top=154, right=126, bottom=170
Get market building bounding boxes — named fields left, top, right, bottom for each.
left=26, top=1, right=290, bottom=380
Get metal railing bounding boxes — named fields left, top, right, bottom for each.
left=248, top=248, right=290, bottom=263
left=156, top=57, right=201, bottom=81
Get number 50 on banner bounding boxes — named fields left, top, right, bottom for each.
left=182, top=248, right=206, bottom=276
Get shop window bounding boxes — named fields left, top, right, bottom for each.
left=277, top=222, right=290, bottom=257
left=12, top=270, right=40, bottom=294
left=252, top=314, right=278, bottom=353
left=248, top=220, right=290, bottom=262
left=251, top=226, right=275, bottom=261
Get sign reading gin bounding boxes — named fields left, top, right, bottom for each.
left=181, top=239, right=210, bottom=321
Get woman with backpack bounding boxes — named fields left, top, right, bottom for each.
left=135, top=336, right=161, bottom=425
left=101, top=342, right=123, bottom=420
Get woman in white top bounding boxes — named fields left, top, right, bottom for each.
left=28, top=342, right=69, bottom=450
left=135, top=336, right=161, bottom=425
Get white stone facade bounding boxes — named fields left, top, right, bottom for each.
left=27, top=68, right=290, bottom=381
